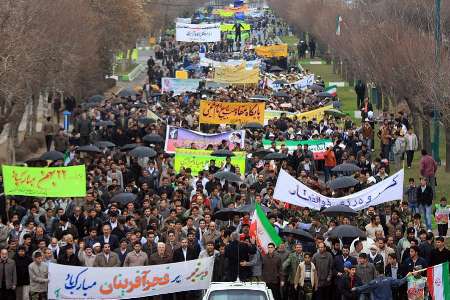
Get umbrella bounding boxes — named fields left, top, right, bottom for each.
left=40, top=150, right=64, bottom=161
left=88, top=95, right=105, bottom=103
left=110, top=192, right=137, bottom=206
left=272, top=79, right=288, bottom=85
left=143, top=133, right=164, bottom=144
left=249, top=95, right=269, bottom=101
left=280, top=228, right=314, bottom=241
left=273, top=91, right=291, bottom=98
left=138, top=117, right=155, bottom=126
left=324, top=108, right=346, bottom=117
left=327, top=176, right=359, bottom=190
left=117, top=88, right=136, bottom=98
left=317, top=92, right=334, bottom=98
left=332, top=163, right=361, bottom=173
left=77, top=145, right=102, bottom=154
left=95, top=141, right=116, bottom=149
left=322, top=205, right=358, bottom=217
left=97, top=120, right=116, bottom=127
left=264, top=152, right=288, bottom=160
left=269, top=65, right=284, bottom=72
left=120, top=143, right=139, bottom=151
left=214, top=208, right=240, bottom=221
left=129, top=146, right=157, bottom=158
left=243, top=122, right=263, bottom=130
left=211, top=149, right=234, bottom=157
left=214, top=171, right=242, bottom=182
left=253, top=148, right=272, bottom=157
left=328, top=225, right=366, bottom=238
left=309, top=84, right=324, bottom=92
left=237, top=204, right=272, bottom=214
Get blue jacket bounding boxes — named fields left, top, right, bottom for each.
left=355, top=276, right=408, bottom=300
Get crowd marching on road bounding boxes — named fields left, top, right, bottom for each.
left=0, top=1, right=449, bottom=300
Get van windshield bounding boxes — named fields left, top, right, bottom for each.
left=208, top=289, right=268, bottom=300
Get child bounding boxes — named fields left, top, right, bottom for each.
left=434, top=197, right=449, bottom=237
left=404, top=178, right=418, bottom=214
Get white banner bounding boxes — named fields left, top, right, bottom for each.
left=176, top=23, right=221, bottom=43
left=200, top=57, right=260, bottom=70
left=294, top=74, right=315, bottom=89
left=273, top=169, right=404, bottom=211
left=48, top=257, right=214, bottom=299
left=161, top=77, right=201, bottom=95
left=176, top=17, right=191, bottom=24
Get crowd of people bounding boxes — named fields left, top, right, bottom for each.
left=0, top=3, right=449, bottom=300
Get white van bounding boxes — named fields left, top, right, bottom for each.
left=203, top=281, right=275, bottom=300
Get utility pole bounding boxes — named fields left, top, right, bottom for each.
left=433, top=0, right=441, bottom=164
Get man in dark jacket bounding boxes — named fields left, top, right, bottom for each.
left=416, top=177, right=434, bottom=231
left=57, top=245, right=81, bottom=266
left=213, top=244, right=228, bottom=282
left=75, top=112, right=92, bottom=146
left=0, top=248, right=17, bottom=300
left=172, top=238, right=198, bottom=300
left=312, top=242, right=333, bottom=300
left=262, top=243, right=283, bottom=300
left=338, top=263, right=362, bottom=300
left=402, top=245, right=427, bottom=273
left=225, top=232, right=256, bottom=281
left=354, top=80, right=366, bottom=108
left=14, top=246, right=32, bottom=300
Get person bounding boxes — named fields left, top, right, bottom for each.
left=416, top=177, right=433, bottom=231
left=123, top=241, right=148, bottom=267
left=323, top=146, right=336, bottom=182
left=419, top=149, right=437, bottom=196
left=312, top=242, right=333, bottom=300
left=0, top=248, right=16, bottom=300
left=354, top=80, right=366, bottom=109
left=367, top=245, right=384, bottom=275
left=308, top=38, right=316, bottom=58
left=199, top=240, right=219, bottom=259
left=232, top=22, right=244, bottom=43
left=15, top=246, right=33, bottom=300
left=173, top=238, right=198, bottom=300
left=360, top=97, right=373, bottom=120
left=93, top=243, right=121, bottom=267
left=384, top=253, right=402, bottom=300
left=402, top=245, right=427, bottom=273
left=42, top=116, right=55, bottom=152
left=29, top=252, right=48, bottom=300
left=225, top=233, right=256, bottom=282
left=356, top=253, right=376, bottom=300
left=337, top=262, right=361, bottom=300
left=351, top=273, right=412, bottom=300
left=261, top=243, right=283, bottom=300
left=434, top=197, right=449, bottom=237
left=392, top=132, right=406, bottom=169
left=430, top=236, right=450, bottom=267
left=404, top=128, right=418, bottom=168
left=294, top=252, right=317, bottom=300
left=283, top=243, right=304, bottom=300
left=405, top=178, right=418, bottom=214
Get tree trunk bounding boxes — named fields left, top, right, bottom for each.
left=445, top=120, right=450, bottom=172
left=31, top=94, right=39, bottom=135
left=422, top=117, right=432, bottom=154
left=410, top=110, right=422, bottom=150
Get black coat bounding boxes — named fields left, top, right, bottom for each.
left=337, top=274, right=362, bottom=300
left=333, top=255, right=357, bottom=277
left=213, top=254, right=228, bottom=282
left=416, top=185, right=434, bottom=206
left=172, top=247, right=198, bottom=262
left=98, top=234, right=119, bottom=250
left=14, top=254, right=33, bottom=286
left=57, top=253, right=81, bottom=266
left=224, top=240, right=256, bottom=281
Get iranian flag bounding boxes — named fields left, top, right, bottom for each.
left=427, top=262, right=450, bottom=300
left=249, top=203, right=282, bottom=254
left=325, top=85, right=337, bottom=97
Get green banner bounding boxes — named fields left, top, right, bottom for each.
left=220, top=23, right=251, bottom=32
left=262, top=139, right=333, bottom=160
left=2, top=165, right=86, bottom=197
left=174, top=149, right=246, bottom=175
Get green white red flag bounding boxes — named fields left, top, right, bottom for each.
left=249, top=203, right=282, bottom=254
left=427, top=262, right=450, bottom=300
left=325, top=85, right=337, bottom=97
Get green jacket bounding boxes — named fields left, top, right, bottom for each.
left=282, top=252, right=304, bottom=283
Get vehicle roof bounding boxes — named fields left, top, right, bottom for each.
left=207, top=281, right=269, bottom=292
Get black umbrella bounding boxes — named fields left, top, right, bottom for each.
left=269, top=65, right=284, bottom=72
left=317, top=92, right=334, bottom=98
left=97, top=120, right=116, bottom=127
left=327, top=176, right=359, bottom=190
left=138, top=117, right=155, bottom=126
left=273, top=91, right=291, bottom=98
left=214, top=171, right=242, bottom=182
left=117, top=88, right=136, bottom=98
left=77, top=145, right=102, bottom=153
left=40, top=150, right=64, bottom=161
left=88, top=95, right=105, bottom=103
left=95, top=141, right=116, bottom=149
left=143, top=133, right=164, bottom=144
left=253, top=148, right=272, bottom=157
left=322, top=205, right=358, bottom=217
left=110, top=192, right=137, bottom=206
left=308, top=84, right=324, bottom=92
left=214, top=208, right=240, bottom=221
left=129, top=146, right=157, bottom=158
left=332, top=163, right=361, bottom=173
left=120, top=143, right=139, bottom=151
left=264, top=152, right=288, bottom=160
left=280, top=228, right=314, bottom=241
left=243, top=122, right=264, bottom=130
left=328, top=225, right=366, bottom=238
left=237, top=204, right=272, bottom=214
left=211, top=149, right=234, bottom=157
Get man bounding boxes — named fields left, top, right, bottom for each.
left=416, top=177, right=434, bottom=231
left=29, top=252, right=48, bottom=300
left=384, top=253, right=402, bottom=300
left=402, top=245, right=427, bottom=273
left=405, top=128, right=418, bottom=168
left=294, top=252, right=318, bottom=300
left=282, top=243, right=304, bottom=300
left=333, top=244, right=357, bottom=279
left=173, top=238, right=198, bottom=262
left=376, top=238, right=394, bottom=272
left=114, top=238, right=130, bottom=266
left=149, top=242, right=171, bottom=265
left=78, top=243, right=96, bottom=267
left=201, top=222, right=220, bottom=249
left=352, top=273, right=412, bottom=300
left=311, top=242, right=333, bottom=300
left=419, top=149, right=437, bottom=196
left=430, top=236, right=450, bottom=266
left=355, top=253, right=376, bottom=300
left=98, top=224, right=119, bottom=250
left=15, top=245, right=33, bottom=300
left=213, top=244, right=227, bottom=282
left=93, top=243, right=120, bottom=267
left=42, top=116, right=55, bottom=151
left=365, top=215, right=383, bottom=240
left=262, top=243, right=283, bottom=300
left=354, top=80, right=366, bottom=108
left=225, top=232, right=256, bottom=281
left=199, top=240, right=219, bottom=258
left=367, top=245, right=384, bottom=275
left=308, top=217, right=327, bottom=239
left=0, top=248, right=16, bottom=300
left=124, top=241, right=148, bottom=267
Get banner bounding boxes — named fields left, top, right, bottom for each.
left=174, top=149, right=246, bottom=175
left=220, top=23, right=251, bottom=32
left=214, top=63, right=260, bottom=84
left=165, top=126, right=246, bottom=153
left=262, top=139, right=333, bottom=160
left=48, top=257, right=214, bottom=300
left=294, top=74, right=315, bottom=89
left=176, top=17, right=191, bottom=24
left=273, top=169, right=404, bottom=211
left=176, top=23, right=221, bottom=43
left=264, top=110, right=295, bottom=125
left=199, top=100, right=265, bottom=125
left=200, top=57, right=260, bottom=69
left=2, top=165, right=86, bottom=197
left=255, top=44, right=288, bottom=57
left=293, top=105, right=333, bottom=122
left=161, top=78, right=201, bottom=95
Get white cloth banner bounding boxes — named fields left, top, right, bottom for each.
left=176, top=23, right=221, bottom=43
left=176, top=17, right=191, bottom=24
left=294, top=74, right=315, bottom=89
left=273, top=169, right=404, bottom=211
left=48, top=257, right=214, bottom=299
left=200, top=57, right=260, bottom=69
